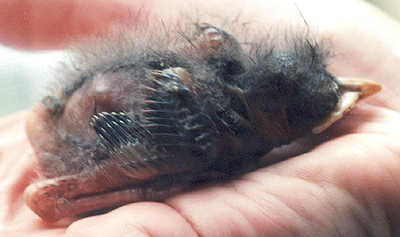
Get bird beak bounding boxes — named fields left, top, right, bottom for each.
left=312, top=77, right=382, bottom=134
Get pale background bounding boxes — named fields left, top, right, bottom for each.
left=0, top=0, right=398, bottom=118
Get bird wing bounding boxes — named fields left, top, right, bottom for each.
left=91, top=68, right=218, bottom=178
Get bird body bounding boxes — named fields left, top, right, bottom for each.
left=24, top=22, right=381, bottom=222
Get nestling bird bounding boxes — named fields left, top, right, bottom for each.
left=23, top=22, right=381, bottom=222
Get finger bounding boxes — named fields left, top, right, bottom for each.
left=166, top=129, right=400, bottom=236
left=0, top=112, right=39, bottom=222
left=0, top=0, right=144, bottom=50
left=64, top=203, right=198, bottom=237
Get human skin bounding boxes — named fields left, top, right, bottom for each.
left=1, top=0, right=400, bottom=236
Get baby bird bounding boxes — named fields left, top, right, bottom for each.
left=24, top=23, right=381, bottom=222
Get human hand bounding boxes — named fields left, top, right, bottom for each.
left=1, top=0, right=400, bottom=236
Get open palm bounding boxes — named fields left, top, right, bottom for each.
left=1, top=0, right=400, bottom=236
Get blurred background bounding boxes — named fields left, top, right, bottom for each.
left=0, top=0, right=399, bottom=118
left=367, top=0, right=400, bottom=21
left=0, top=48, right=63, bottom=117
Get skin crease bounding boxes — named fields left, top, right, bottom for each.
left=0, top=0, right=400, bottom=236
